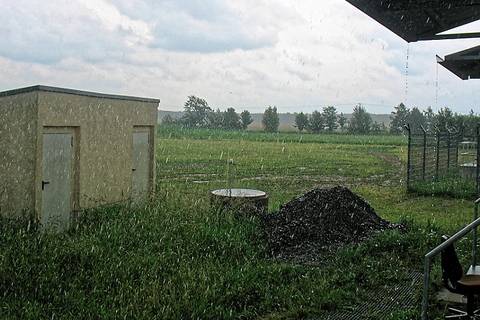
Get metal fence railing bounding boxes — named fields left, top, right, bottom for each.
left=421, top=198, right=480, bottom=319
left=405, top=124, right=480, bottom=196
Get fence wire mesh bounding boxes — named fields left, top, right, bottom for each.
left=406, top=125, right=479, bottom=197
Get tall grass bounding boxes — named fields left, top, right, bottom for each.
left=410, top=173, right=478, bottom=199
left=0, top=196, right=437, bottom=319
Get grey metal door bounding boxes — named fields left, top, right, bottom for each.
left=132, top=131, right=150, bottom=200
left=41, top=133, right=72, bottom=230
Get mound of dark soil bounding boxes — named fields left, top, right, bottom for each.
left=262, top=186, right=395, bottom=258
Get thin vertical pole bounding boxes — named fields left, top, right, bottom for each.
left=421, top=257, right=431, bottom=320
left=473, top=201, right=479, bottom=268
left=455, top=133, right=459, bottom=168
left=436, top=132, right=440, bottom=180
left=405, top=44, right=410, bottom=103
left=477, top=125, right=480, bottom=195
left=447, top=132, right=451, bottom=171
left=405, top=124, right=412, bottom=191
left=422, top=126, right=427, bottom=181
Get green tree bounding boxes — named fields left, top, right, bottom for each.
left=308, top=110, right=324, bottom=133
left=338, top=113, right=347, bottom=132
left=407, top=107, right=426, bottom=132
left=390, top=103, right=409, bottom=134
left=223, top=107, right=241, bottom=130
left=182, top=96, right=212, bottom=128
left=452, top=110, right=480, bottom=138
left=371, top=121, right=383, bottom=134
left=454, top=113, right=467, bottom=136
left=436, top=107, right=454, bottom=132
left=323, top=106, right=338, bottom=132
left=462, top=109, right=480, bottom=137
left=207, top=109, right=224, bottom=129
left=294, top=112, right=309, bottom=132
left=262, top=106, right=279, bottom=133
left=348, top=104, right=372, bottom=134
left=240, top=110, right=253, bottom=130
left=161, top=114, right=176, bottom=125
left=424, top=107, right=435, bottom=132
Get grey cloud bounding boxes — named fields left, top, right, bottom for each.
left=0, top=0, right=477, bottom=113
left=112, top=0, right=282, bottom=53
left=0, top=1, right=132, bottom=64
left=0, top=0, right=284, bottom=66
left=112, top=0, right=227, bottom=22
left=151, top=22, right=274, bottom=53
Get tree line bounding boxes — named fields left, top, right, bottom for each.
left=162, top=96, right=253, bottom=131
left=163, top=96, right=480, bottom=135
left=162, top=96, right=384, bottom=134
left=293, top=105, right=386, bottom=134
left=390, top=103, right=480, bottom=136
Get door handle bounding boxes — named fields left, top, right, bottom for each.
left=42, top=181, right=50, bottom=190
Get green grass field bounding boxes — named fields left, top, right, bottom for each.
left=1, top=126, right=477, bottom=319
left=158, top=125, right=407, bottom=146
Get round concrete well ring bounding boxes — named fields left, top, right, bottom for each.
left=210, top=189, right=269, bottom=216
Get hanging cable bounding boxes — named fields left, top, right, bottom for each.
left=405, top=43, right=410, bottom=104
left=435, top=62, right=439, bottom=109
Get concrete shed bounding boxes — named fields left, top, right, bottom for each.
left=0, top=85, right=159, bottom=230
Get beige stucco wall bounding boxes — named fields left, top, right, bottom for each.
left=0, top=92, right=38, bottom=218
left=35, top=91, right=157, bottom=213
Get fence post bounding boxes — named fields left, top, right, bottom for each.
left=405, top=124, right=412, bottom=191
left=473, top=200, right=480, bottom=268
left=455, top=131, right=459, bottom=168
left=421, top=125, right=427, bottom=181
left=450, top=127, right=459, bottom=169
left=477, top=125, right=480, bottom=195
left=447, top=132, right=451, bottom=171
left=421, top=256, right=431, bottom=320
left=436, top=131, right=440, bottom=180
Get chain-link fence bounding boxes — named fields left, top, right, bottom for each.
left=406, top=124, right=479, bottom=197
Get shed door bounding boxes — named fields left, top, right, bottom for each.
left=41, top=133, right=73, bottom=230
left=132, top=131, right=151, bottom=200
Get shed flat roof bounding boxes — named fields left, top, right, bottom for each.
left=437, top=45, right=480, bottom=80
left=345, top=0, right=480, bottom=42
left=0, top=85, right=160, bottom=104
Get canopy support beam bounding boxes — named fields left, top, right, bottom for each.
left=418, top=32, right=480, bottom=41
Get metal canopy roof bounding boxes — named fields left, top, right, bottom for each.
left=437, top=45, right=480, bottom=80
left=345, top=0, right=480, bottom=42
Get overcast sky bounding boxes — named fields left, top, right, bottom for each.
left=1, top=0, right=479, bottom=114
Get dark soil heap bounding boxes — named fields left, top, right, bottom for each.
left=263, top=186, right=394, bottom=257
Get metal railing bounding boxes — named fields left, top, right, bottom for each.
left=422, top=198, right=480, bottom=320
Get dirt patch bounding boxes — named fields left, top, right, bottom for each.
left=370, top=151, right=404, bottom=184
left=372, top=151, right=402, bottom=168
left=262, top=186, right=398, bottom=260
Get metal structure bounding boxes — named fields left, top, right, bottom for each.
left=422, top=198, right=480, bottom=320
left=345, top=0, right=480, bottom=42
left=437, top=46, right=480, bottom=80
left=405, top=124, right=480, bottom=196
left=324, top=271, right=422, bottom=319
left=344, top=2, right=480, bottom=317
